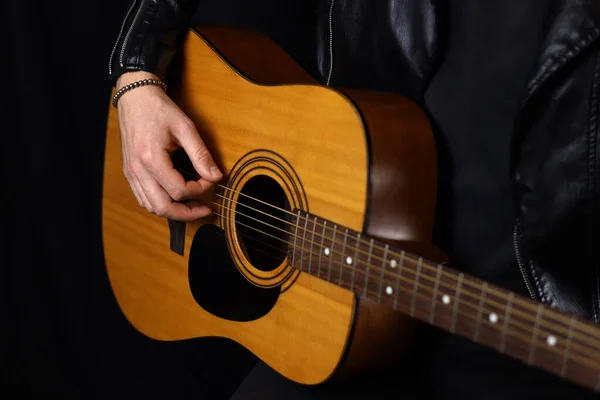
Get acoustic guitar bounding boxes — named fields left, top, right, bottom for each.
left=102, top=26, right=600, bottom=392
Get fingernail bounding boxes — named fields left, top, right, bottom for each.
left=210, top=165, right=222, bottom=178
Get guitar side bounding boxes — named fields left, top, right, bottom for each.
left=102, top=26, right=437, bottom=384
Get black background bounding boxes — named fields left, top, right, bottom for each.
left=3, top=1, right=597, bottom=399
left=1, top=0, right=258, bottom=398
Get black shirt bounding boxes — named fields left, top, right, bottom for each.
left=424, top=1, right=537, bottom=288
left=413, top=2, right=593, bottom=398
left=195, top=1, right=597, bottom=398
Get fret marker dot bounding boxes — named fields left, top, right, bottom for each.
left=324, top=248, right=330, bottom=256
left=547, top=335, right=557, bottom=347
left=489, top=313, right=498, bottom=324
left=346, top=256, right=352, bottom=265
left=385, top=286, right=393, bottom=295
left=390, top=260, right=397, bottom=268
left=442, top=295, right=451, bottom=305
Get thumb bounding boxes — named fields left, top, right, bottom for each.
left=174, top=122, right=222, bottom=182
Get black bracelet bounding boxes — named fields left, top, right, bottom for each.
left=112, top=78, right=167, bottom=108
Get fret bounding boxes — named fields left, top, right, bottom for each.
left=307, top=216, right=317, bottom=275
left=528, top=303, right=544, bottom=365
left=317, top=220, right=327, bottom=278
left=290, top=210, right=600, bottom=394
left=364, top=239, right=374, bottom=297
left=298, top=212, right=309, bottom=271
left=473, top=282, right=488, bottom=343
left=339, top=229, right=349, bottom=285
left=410, top=257, right=423, bottom=317
left=428, top=264, right=443, bottom=324
left=291, top=210, right=302, bottom=268
left=288, top=212, right=600, bottom=394
left=350, top=233, right=361, bottom=291
left=560, top=316, right=576, bottom=378
left=327, top=225, right=337, bottom=282
left=378, top=245, right=389, bottom=304
left=499, top=292, right=515, bottom=353
left=450, top=273, right=464, bottom=333
left=393, top=250, right=405, bottom=309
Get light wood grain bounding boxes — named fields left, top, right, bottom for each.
left=103, top=29, right=371, bottom=385
left=102, top=26, right=437, bottom=385
left=102, top=27, right=600, bottom=394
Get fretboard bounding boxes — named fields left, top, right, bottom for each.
left=287, top=210, right=600, bottom=393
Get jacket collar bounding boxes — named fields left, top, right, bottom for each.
left=524, top=0, right=600, bottom=103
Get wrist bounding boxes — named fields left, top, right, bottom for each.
left=116, top=71, right=162, bottom=91
left=112, top=74, right=167, bottom=108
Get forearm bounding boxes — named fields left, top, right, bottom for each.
left=108, top=0, right=200, bottom=86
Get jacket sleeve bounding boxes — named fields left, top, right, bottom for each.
left=108, top=0, right=200, bottom=85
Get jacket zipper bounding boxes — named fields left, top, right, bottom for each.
left=119, top=0, right=147, bottom=68
left=513, top=220, right=537, bottom=300
left=325, top=0, right=336, bottom=86
left=108, top=0, right=139, bottom=78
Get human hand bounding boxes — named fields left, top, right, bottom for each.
left=115, top=71, right=222, bottom=221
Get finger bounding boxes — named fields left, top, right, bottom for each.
left=123, top=154, right=153, bottom=209
left=145, top=149, right=215, bottom=202
left=132, top=176, right=152, bottom=209
left=172, top=121, right=223, bottom=183
left=121, top=144, right=144, bottom=207
left=182, top=201, right=215, bottom=219
left=123, top=165, right=146, bottom=209
left=128, top=179, right=144, bottom=207
left=137, top=169, right=214, bottom=221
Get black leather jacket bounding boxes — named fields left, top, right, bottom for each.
left=109, top=0, right=600, bottom=323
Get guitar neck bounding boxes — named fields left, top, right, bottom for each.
left=288, top=210, right=600, bottom=392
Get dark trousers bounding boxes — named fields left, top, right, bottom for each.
left=231, top=361, right=416, bottom=400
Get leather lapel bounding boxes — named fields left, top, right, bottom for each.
left=523, top=0, right=600, bottom=105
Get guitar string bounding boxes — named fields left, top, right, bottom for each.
left=213, top=194, right=600, bottom=345
left=217, top=184, right=600, bottom=341
left=218, top=183, right=594, bottom=334
left=173, top=169, right=600, bottom=341
left=226, top=229, right=289, bottom=259
left=214, top=207, right=600, bottom=362
left=212, top=212, right=600, bottom=369
left=208, top=235, right=598, bottom=381
left=224, top=225, right=600, bottom=386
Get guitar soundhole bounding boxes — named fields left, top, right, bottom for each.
left=235, top=175, right=291, bottom=272
left=188, top=224, right=280, bottom=322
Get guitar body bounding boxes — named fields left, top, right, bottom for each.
left=102, top=26, right=438, bottom=385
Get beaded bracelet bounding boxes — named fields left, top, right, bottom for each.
left=112, top=78, right=167, bottom=108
